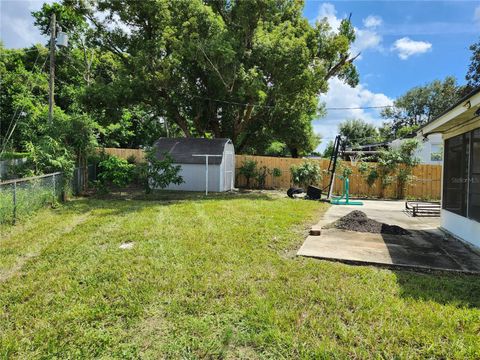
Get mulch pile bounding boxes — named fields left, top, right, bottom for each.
left=329, top=210, right=410, bottom=235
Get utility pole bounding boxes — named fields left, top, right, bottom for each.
left=48, top=13, right=56, bottom=123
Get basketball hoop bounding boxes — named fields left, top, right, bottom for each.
left=349, top=152, right=363, bottom=167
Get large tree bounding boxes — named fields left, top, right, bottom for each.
left=380, top=76, right=462, bottom=140
left=39, top=0, right=360, bottom=156
left=338, top=118, right=379, bottom=148
left=466, top=37, right=480, bottom=90
left=31, top=2, right=170, bottom=148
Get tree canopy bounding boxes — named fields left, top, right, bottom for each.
left=380, top=76, right=462, bottom=140
left=338, top=118, right=379, bottom=148
left=38, top=0, right=359, bottom=157
left=466, top=37, right=480, bottom=91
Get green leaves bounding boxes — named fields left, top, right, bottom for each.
left=64, top=0, right=359, bottom=156
left=141, top=149, right=184, bottom=192
left=339, top=119, right=379, bottom=148
left=98, top=155, right=135, bottom=188
left=466, top=37, right=480, bottom=89
left=238, top=159, right=258, bottom=188
left=290, top=161, right=321, bottom=188
left=380, top=76, right=462, bottom=140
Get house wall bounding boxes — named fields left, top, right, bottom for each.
left=163, top=163, right=222, bottom=192
left=441, top=209, right=480, bottom=248
left=440, top=118, right=480, bottom=248
left=390, top=134, right=443, bottom=164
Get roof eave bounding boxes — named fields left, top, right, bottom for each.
left=420, top=88, right=480, bottom=136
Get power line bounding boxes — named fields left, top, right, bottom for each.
left=326, top=105, right=394, bottom=110
left=186, top=93, right=394, bottom=111
left=0, top=48, right=45, bottom=57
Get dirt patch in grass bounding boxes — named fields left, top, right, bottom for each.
left=327, top=210, right=410, bottom=235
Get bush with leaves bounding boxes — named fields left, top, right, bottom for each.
left=21, top=137, right=75, bottom=178
left=290, top=161, right=321, bottom=188
left=238, top=159, right=258, bottom=188
left=395, top=139, right=420, bottom=198
left=358, top=162, right=379, bottom=190
left=359, top=139, right=419, bottom=198
left=271, top=167, right=282, bottom=188
left=137, top=148, right=184, bottom=193
left=98, top=155, right=135, bottom=189
left=338, top=163, right=353, bottom=179
left=256, top=166, right=269, bottom=189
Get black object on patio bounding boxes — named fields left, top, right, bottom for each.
left=405, top=201, right=441, bottom=217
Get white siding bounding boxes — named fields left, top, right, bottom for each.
left=441, top=210, right=480, bottom=248
left=390, top=134, right=443, bottom=164
left=154, top=139, right=235, bottom=192
left=164, top=164, right=221, bottom=192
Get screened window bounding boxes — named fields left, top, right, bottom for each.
left=469, top=129, right=480, bottom=222
left=443, top=127, right=480, bottom=222
left=443, top=133, right=469, bottom=216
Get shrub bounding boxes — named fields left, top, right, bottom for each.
left=238, top=159, right=258, bottom=188
left=256, top=166, right=269, bottom=189
left=290, top=161, right=321, bottom=188
left=98, top=155, right=135, bottom=189
left=271, top=167, right=282, bottom=188
left=359, top=139, right=420, bottom=198
left=272, top=168, right=282, bottom=178
left=358, top=162, right=379, bottom=189
left=137, top=148, right=184, bottom=193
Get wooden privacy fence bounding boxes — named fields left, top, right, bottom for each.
left=234, top=155, right=442, bottom=200
left=101, top=148, right=442, bottom=199
left=101, top=147, right=145, bottom=162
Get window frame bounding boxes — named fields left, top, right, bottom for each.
left=442, top=127, right=480, bottom=222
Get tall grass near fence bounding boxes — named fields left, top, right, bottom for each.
left=0, top=165, right=97, bottom=225
left=0, top=173, right=62, bottom=224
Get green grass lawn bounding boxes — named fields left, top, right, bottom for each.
left=0, top=191, right=479, bottom=359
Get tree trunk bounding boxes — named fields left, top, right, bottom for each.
left=290, top=147, right=299, bottom=158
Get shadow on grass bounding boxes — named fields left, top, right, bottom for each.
left=394, top=270, right=480, bottom=308
left=91, top=188, right=280, bottom=202
left=55, top=189, right=282, bottom=219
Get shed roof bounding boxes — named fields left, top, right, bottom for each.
left=153, top=138, right=232, bottom=165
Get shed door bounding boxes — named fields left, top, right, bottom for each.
left=224, top=151, right=234, bottom=191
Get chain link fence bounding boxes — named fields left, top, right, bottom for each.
left=72, top=164, right=97, bottom=196
left=0, top=172, right=62, bottom=224
left=0, top=164, right=97, bottom=225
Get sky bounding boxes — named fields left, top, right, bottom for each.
left=1, top=0, right=479, bottom=152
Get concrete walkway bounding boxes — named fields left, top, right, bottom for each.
left=298, top=200, right=480, bottom=273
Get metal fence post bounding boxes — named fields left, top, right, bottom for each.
left=77, top=167, right=81, bottom=195
left=12, top=181, right=17, bottom=225
left=52, top=173, right=56, bottom=202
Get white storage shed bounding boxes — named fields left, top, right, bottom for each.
left=153, top=138, right=235, bottom=193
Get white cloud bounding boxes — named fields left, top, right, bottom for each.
left=316, top=3, right=383, bottom=54
left=475, top=6, right=480, bottom=26
left=392, top=37, right=432, bottom=60
left=363, top=15, right=383, bottom=29
left=314, top=78, right=393, bottom=152
left=353, top=29, right=382, bottom=54
left=317, top=3, right=341, bottom=30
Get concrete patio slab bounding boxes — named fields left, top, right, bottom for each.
left=298, top=200, right=480, bottom=273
